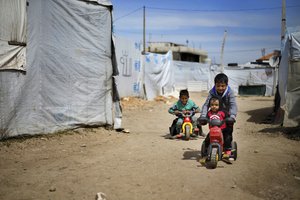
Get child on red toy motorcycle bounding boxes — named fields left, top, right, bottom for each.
left=198, top=73, right=237, bottom=157
left=199, top=97, right=236, bottom=162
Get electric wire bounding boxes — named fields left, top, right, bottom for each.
left=113, top=7, right=143, bottom=22
left=147, top=5, right=300, bottom=12
left=113, top=4, right=295, bottom=55
left=208, top=47, right=279, bottom=54
left=113, top=5, right=300, bottom=21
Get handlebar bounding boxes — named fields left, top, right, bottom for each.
left=175, top=110, right=194, bottom=117
left=198, top=117, right=236, bottom=126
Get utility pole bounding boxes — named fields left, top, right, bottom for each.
left=261, top=48, right=266, bottom=57
left=143, top=6, right=146, bottom=54
left=281, top=0, right=286, bottom=41
left=220, top=30, right=227, bottom=73
left=272, top=0, right=286, bottom=96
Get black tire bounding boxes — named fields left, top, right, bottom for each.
left=169, top=119, right=178, bottom=136
left=207, top=147, right=218, bottom=169
left=231, top=141, right=237, bottom=160
left=169, top=125, right=177, bottom=136
left=185, top=125, right=190, bottom=140
left=201, top=142, right=207, bottom=158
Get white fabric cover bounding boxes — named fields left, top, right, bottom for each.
left=144, top=51, right=174, bottom=100
left=173, top=61, right=211, bottom=91
left=218, top=68, right=275, bottom=96
left=115, top=37, right=144, bottom=97
left=279, top=27, right=300, bottom=126
left=0, top=0, right=116, bottom=138
left=0, top=0, right=27, bottom=71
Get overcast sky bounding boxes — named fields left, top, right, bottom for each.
left=111, top=0, right=300, bottom=65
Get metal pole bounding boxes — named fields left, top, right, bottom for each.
left=143, top=6, right=146, bottom=54
left=273, top=0, right=286, bottom=95
left=220, top=30, right=227, bottom=73
left=281, top=0, right=286, bottom=41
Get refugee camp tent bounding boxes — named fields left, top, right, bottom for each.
left=210, top=67, right=276, bottom=96
left=173, top=61, right=211, bottom=92
left=113, top=36, right=276, bottom=101
left=143, top=51, right=175, bottom=100
left=114, top=39, right=212, bottom=99
left=278, top=27, right=300, bottom=126
left=0, top=0, right=121, bottom=139
left=114, top=37, right=144, bottom=98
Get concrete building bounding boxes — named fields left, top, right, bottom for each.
left=147, top=42, right=208, bottom=63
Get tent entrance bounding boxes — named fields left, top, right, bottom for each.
left=238, top=85, right=266, bottom=96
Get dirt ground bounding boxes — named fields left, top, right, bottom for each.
left=0, top=92, right=299, bottom=200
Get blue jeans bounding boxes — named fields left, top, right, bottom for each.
left=176, top=116, right=198, bottom=133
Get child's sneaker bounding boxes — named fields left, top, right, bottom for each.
left=223, top=150, right=231, bottom=159
left=176, top=133, right=183, bottom=138
left=170, top=133, right=182, bottom=139
left=199, top=156, right=207, bottom=165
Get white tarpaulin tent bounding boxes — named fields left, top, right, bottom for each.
left=210, top=67, right=276, bottom=96
left=0, top=0, right=121, bottom=139
left=278, top=27, right=300, bottom=126
left=143, top=51, right=174, bottom=100
left=114, top=37, right=144, bottom=97
left=0, top=0, right=27, bottom=71
left=114, top=41, right=211, bottom=98
left=113, top=36, right=277, bottom=101
left=173, top=61, right=211, bottom=92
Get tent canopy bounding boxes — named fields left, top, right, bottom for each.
left=0, top=0, right=119, bottom=139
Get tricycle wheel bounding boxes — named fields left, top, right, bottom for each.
left=231, top=141, right=237, bottom=160
left=185, top=125, right=191, bottom=140
left=169, top=119, right=178, bottom=136
left=207, top=147, right=218, bottom=169
left=201, top=141, right=207, bottom=158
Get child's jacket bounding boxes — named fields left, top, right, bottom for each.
left=201, top=85, right=237, bottom=119
left=168, top=99, right=200, bottom=115
left=207, top=110, right=226, bottom=130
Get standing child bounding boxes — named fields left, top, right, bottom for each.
left=168, top=89, right=200, bottom=138
left=199, top=73, right=237, bottom=157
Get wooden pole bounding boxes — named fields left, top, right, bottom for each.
left=220, top=30, right=227, bottom=73
left=143, top=6, right=146, bottom=54
left=281, top=0, right=286, bottom=41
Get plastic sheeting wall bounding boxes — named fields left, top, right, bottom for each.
left=0, top=0, right=116, bottom=138
left=210, top=68, right=275, bottom=96
left=144, top=51, right=174, bottom=100
left=279, top=27, right=300, bottom=126
left=114, top=37, right=143, bottom=97
left=173, top=61, right=211, bottom=91
left=113, top=37, right=276, bottom=99
left=0, top=0, right=26, bottom=71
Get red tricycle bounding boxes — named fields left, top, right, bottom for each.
left=199, top=117, right=237, bottom=169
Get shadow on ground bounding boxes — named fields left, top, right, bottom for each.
left=182, top=148, right=200, bottom=161
left=245, top=107, right=274, bottom=124
left=259, top=126, right=300, bottom=141
left=246, top=107, right=300, bottom=141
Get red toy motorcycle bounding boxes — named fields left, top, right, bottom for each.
left=200, top=118, right=237, bottom=169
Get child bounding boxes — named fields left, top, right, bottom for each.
left=201, top=97, right=228, bottom=158
left=199, top=73, right=237, bottom=157
left=207, top=97, right=226, bottom=129
left=168, top=89, right=201, bottom=138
